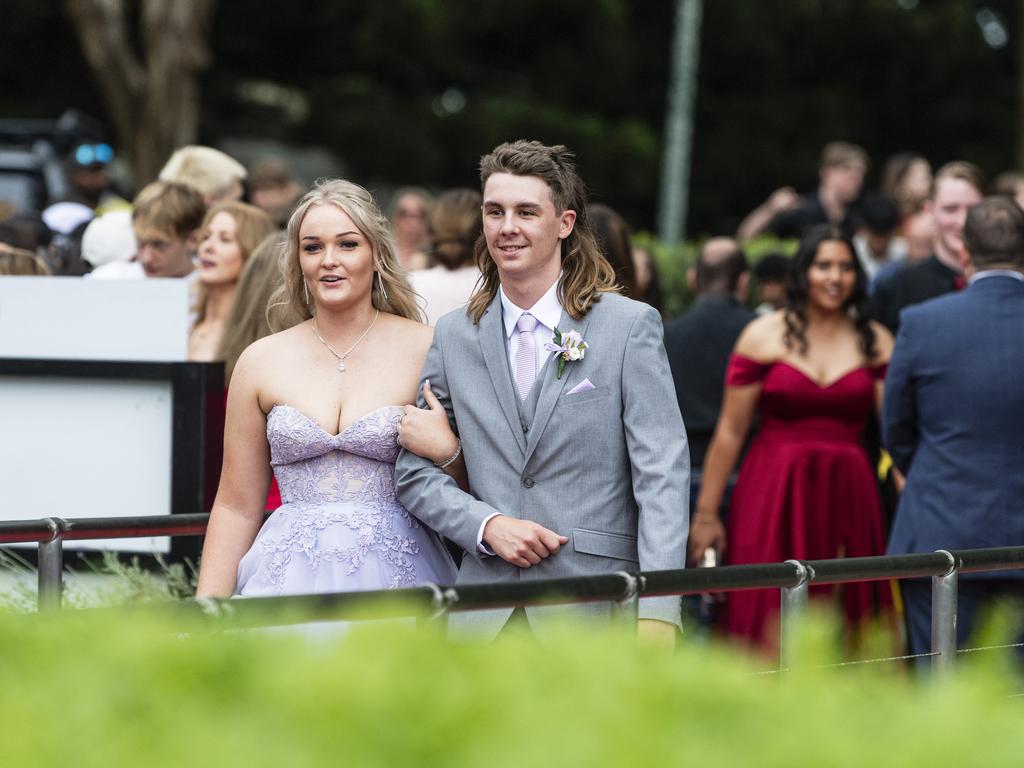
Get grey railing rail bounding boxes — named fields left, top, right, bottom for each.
left=1, top=513, right=1022, bottom=675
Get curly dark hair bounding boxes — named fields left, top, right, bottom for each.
left=783, top=224, right=877, bottom=359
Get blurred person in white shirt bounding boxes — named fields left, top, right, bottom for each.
left=409, top=188, right=481, bottom=325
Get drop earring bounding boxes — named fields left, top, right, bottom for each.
left=376, top=271, right=389, bottom=302
left=303, top=279, right=310, bottom=305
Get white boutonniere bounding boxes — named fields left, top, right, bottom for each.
left=544, top=327, right=588, bottom=379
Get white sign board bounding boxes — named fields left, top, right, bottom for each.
left=0, top=377, right=173, bottom=553
left=0, top=276, right=195, bottom=553
left=0, top=276, right=190, bottom=361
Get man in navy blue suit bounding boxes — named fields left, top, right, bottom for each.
left=884, top=196, right=1024, bottom=660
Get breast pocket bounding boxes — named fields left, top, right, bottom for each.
left=572, top=528, right=639, bottom=564
left=558, top=385, right=611, bottom=408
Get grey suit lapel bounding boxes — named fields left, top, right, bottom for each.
left=523, top=310, right=590, bottom=465
left=478, top=295, right=528, bottom=455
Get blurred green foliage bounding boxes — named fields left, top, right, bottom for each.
left=0, top=605, right=1021, bottom=767
left=4, top=0, right=1021, bottom=235
left=636, top=233, right=797, bottom=317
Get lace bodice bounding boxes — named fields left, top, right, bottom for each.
left=267, top=404, right=403, bottom=507
left=236, top=404, right=455, bottom=594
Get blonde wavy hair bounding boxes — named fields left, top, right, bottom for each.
left=271, top=179, right=423, bottom=323
left=466, top=140, right=618, bottom=324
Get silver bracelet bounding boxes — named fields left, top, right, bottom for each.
left=434, top=439, right=462, bottom=468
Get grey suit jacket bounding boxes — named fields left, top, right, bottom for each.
left=395, top=291, right=690, bottom=639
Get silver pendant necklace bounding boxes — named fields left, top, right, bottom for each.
left=312, top=309, right=380, bottom=372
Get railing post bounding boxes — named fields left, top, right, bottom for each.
left=780, top=560, right=810, bottom=669
left=37, top=517, right=67, bottom=612
left=931, top=549, right=958, bottom=680
left=416, top=583, right=452, bottom=631
left=614, top=571, right=640, bottom=624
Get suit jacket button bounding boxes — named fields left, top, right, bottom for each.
left=522, top=423, right=529, bottom=433
left=522, top=477, right=535, bottom=488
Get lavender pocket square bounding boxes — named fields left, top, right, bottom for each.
left=567, top=378, right=596, bottom=395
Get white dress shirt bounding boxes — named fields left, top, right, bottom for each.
left=476, top=277, right=564, bottom=554
left=968, top=268, right=1024, bottom=286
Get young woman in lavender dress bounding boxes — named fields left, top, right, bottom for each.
left=195, top=179, right=459, bottom=600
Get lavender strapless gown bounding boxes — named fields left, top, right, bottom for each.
left=236, top=404, right=456, bottom=596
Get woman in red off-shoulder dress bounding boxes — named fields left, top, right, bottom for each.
left=690, top=224, right=895, bottom=652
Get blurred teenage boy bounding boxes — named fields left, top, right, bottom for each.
left=89, top=181, right=206, bottom=281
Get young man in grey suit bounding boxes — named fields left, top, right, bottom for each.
left=395, top=140, right=689, bottom=645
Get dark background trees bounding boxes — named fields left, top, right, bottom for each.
left=3, top=0, right=1018, bottom=236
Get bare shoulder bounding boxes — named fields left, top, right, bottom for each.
left=734, top=310, right=785, bottom=360
left=870, top=320, right=895, bottom=362
left=243, top=322, right=310, bottom=362
left=379, top=312, right=433, bottom=353
left=234, top=322, right=310, bottom=384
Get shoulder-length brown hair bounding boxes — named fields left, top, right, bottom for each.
left=270, top=178, right=424, bottom=323
left=589, top=203, right=637, bottom=298
left=428, top=188, right=482, bottom=271
left=466, top=141, right=617, bottom=324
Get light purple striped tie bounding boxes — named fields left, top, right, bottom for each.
left=514, top=313, right=539, bottom=401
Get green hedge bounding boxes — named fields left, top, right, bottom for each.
left=634, top=233, right=798, bottom=318
left=1, top=604, right=1021, bottom=767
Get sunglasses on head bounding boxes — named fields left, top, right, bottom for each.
left=74, top=143, right=114, bottom=166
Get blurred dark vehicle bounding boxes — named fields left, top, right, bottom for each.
left=0, top=111, right=104, bottom=214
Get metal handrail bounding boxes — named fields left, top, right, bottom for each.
left=1, top=513, right=1022, bottom=676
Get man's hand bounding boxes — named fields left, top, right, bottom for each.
left=766, top=186, right=799, bottom=215
left=687, top=514, right=727, bottom=565
left=638, top=619, right=678, bottom=650
left=483, top=515, right=568, bottom=568
left=891, top=466, right=906, bottom=494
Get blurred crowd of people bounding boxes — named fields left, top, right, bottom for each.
left=2, top=134, right=1022, bottom=661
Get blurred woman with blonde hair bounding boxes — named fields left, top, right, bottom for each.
left=217, top=233, right=294, bottom=384
left=0, top=246, right=51, bottom=276
left=188, top=202, right=276, bottom=361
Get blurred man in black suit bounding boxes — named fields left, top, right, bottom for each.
left=664, top=238, right=754, bottom=516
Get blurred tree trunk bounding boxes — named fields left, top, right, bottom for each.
left=64, top=0, right=215, bottom=187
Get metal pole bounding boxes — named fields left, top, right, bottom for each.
left=931, top=550, right=959, bottom=680
left=416, top=583, right=451, bottom=631
left=779, top=560, right=810, bottom=669
left=613, top=571, right=640, bottom=624
left=657, top=0, right=704, bottom=245
left=37, top=518, right=66, bottom=612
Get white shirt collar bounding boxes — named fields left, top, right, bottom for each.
left=499, top=276, right=564, bottom=339
left=968, top=269, right=1024, bottom=285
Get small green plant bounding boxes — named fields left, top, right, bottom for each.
left=64, top=552, right=199, bottom=609
left=0, top=549, right=37, bottom=613
left=0, top=549, right=198, bottom=613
